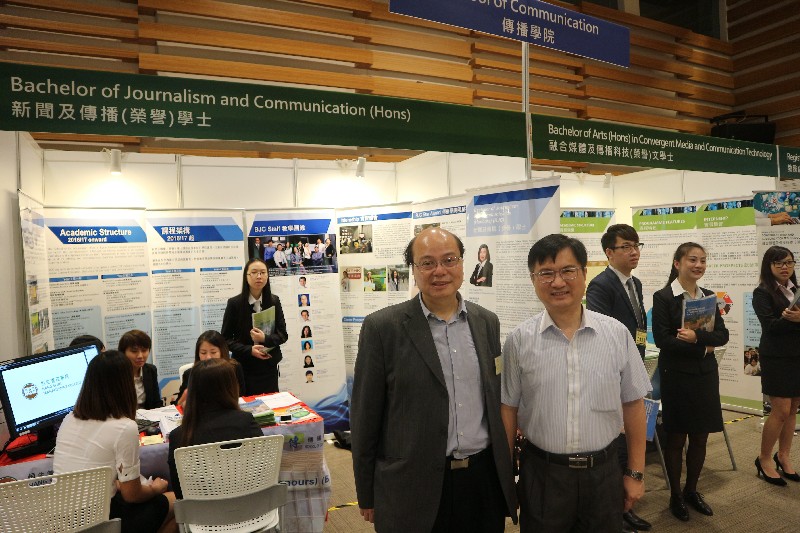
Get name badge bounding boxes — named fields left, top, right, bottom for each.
left=635, top=329, right=647, bottom=347
left=494, top=355, right=503, bottom=375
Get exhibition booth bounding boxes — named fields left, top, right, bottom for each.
left=0, top=56, right=796, bottom=467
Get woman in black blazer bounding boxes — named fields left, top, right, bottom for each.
left=175, top=330, right=246, bottom=407
left=469, top=244, right=493, bottom=287
left=221, top=258, right=288, bottom=395
left=167, top=359, right=262, bottom=499
left=652, top=242, right=728, bottom=522
left=753, top=246, right=800, bottom=486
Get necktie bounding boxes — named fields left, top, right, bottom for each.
left=626, top=278, right=644, bottom=328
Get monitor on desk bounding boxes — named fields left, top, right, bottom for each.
left=0, top=342, right=100, bottom=459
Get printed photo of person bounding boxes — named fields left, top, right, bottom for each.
left=304, top=355, right=314, bottom=368
left=306, top=370, right=314, bottom=383
left=302, top=340, right=314, bottom=352
left=387, top=266, right=409, bottom=291
left=300, top=309, right=311, bottom=322
left=744, top=347, right=761, bottom=376
left=469, top=244, right=493, bottom=287
left=298, top=293, right=311, bottom=307
left=249, top=236, right=262, bottom=260
left=301, top=325, right=312, bottom=338
left=363, top=268, right=386, bottom=291
left=339, top=225, right=373, bottom=254
left=298, top=276, right=308, bottom=288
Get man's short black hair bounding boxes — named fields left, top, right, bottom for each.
left=600, top=224, right=640, bottom=252
left=528, top=234, right=588, bottom=271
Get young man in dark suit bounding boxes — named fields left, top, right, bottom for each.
left=351, top=227, right=517, bottom=533
left=586, top=224, right=651, bottom=533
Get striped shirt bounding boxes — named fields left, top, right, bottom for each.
left=420, top=294, right=490, bottom=458
left=502, top=308, right=651, bottom=454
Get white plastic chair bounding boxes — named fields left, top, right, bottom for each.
left=174, top=434, right=286, bottom=533
left=178, top=362, right=194, bottom=381
left=0, top=465, right=120, bottom=533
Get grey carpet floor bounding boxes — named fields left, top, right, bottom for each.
left=322, top=410, right=800, bottom=532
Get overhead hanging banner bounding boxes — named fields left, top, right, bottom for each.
left=0, top=62, right=526, bottom=157
left=390, top=0, right=630, bottom=67
left=532, top=114, right=779, bottom=177
left=778, top=146, right=800, bottom=179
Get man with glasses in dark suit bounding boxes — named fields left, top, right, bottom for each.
left=351, top=227, right=517, bottom=533
left=587, top=224, right=651, bottom=533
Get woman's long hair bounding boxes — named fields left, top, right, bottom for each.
left=73, top=350, right=136, bottom=421
left=666, top=242, right=705, bottom=287
left=194, top=330, right=231, bottom=363
left=179, top=359, right=241, bottom=447
left=759, top=246, right=797, bottom=307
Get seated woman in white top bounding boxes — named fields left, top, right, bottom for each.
left=53, top=350, right=177, bottom=533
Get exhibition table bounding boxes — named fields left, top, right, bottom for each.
left=0, top=393, right=330, bottom=533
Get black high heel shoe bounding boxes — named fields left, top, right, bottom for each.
left=773, top=453, right=800, bottom=482
left=755, top=457, right=788, bottom=486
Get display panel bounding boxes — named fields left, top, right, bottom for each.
left=0, top=343, right=99, bottom=457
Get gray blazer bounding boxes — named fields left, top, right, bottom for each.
left=350, top=297, right=517, bottom=532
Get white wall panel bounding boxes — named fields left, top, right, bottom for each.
left=44, top=152, right=179, bottom=208
left=182, top=156, right=294, bottom=209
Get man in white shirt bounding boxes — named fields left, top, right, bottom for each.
left=501, top=234, right=651, bottom=532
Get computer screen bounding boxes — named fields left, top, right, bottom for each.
left=0, top=343, right=100, bottom=444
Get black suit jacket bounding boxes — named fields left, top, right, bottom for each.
left=167, top=408, right=263, bottom=498
left=350, top=297, right=517, bottom=532
left=753, top=284, right=800, bottom=359
left=652, top=285, right=729, bottom=374
left=469, top=261, right=493, bottom=287
left=586, top=267, right=646, bottom=358
left=220, top=292, right=287, bottom=395
left=141, top=363, right=162, bottom=409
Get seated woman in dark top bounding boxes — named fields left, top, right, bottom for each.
left=167, top=359, right=262, bottom=499
left=175, top=330, right=246, bottom=407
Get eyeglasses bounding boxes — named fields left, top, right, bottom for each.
left=248, top=270, right=268, bottom=278
left=413, top=256, right=462, bottom=272
left=610, top=243, right=645, bottom=253
left=772, top=260, right=797, bottom=268
left=531, top=266, right=582, bottom=285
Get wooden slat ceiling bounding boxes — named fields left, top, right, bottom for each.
left=0, top=0, right=795, bottom=167
left=728, top=0, right=800, bottom=148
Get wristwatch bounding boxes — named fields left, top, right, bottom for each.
left=624, top=468, right=644, bottom=481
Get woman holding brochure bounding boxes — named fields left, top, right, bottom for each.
left=54, top=350, right=177, bottom=533
left=753, top=246, right=800, bottom=486
left=167, top=359, right=262, bottom=499
left=652, top=242, right=729, bottom=522
left=221, top=258, right=288, bottom=395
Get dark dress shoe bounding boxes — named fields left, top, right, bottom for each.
left=623, top=510, right=652, bottom=531
left=774, top=453, right=800, bottom=482
left=683, top=491, right=713, bottom=516
left=755, top=457, right=787, bottom=486
left=669, top=494, right=689, bottom=522
left=621, top=519, right=637, bottom=533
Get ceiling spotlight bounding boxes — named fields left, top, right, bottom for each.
left=105, top=148, right=122, bottom=176
left=355, top=156, right=366, bottom=178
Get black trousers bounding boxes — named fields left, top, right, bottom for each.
left=518, top=444, right=622, bottom=533
left=431, top=448, right=507, bottom=533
